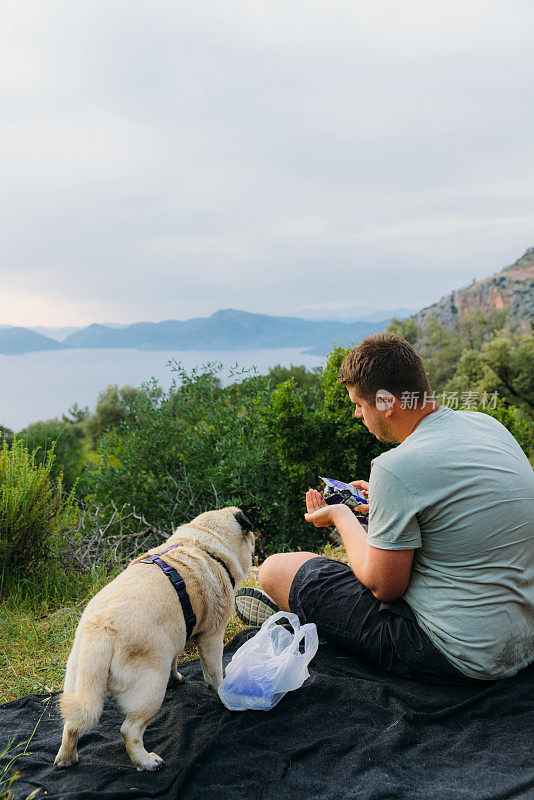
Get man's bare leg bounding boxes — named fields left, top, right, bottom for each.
left=258, top=552, right=322, bottom=611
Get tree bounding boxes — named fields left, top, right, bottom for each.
left=84, top=384, right=147, bottom=447
left=417, top=317, right=463, bottom=391
left=457, top=309, right=508, bottom=350
left=80, top=340, right=533, bottom=557
left=266, top=364, right=323, bottom=408
left=482, top=331, right=534, bottom=415
left=387, top=316, right=421, bottom=345
left=389, top=310, right=515, bottom=397
left=443, top=331, right=534, bottom=424
left=443, top=349, right=495, bottom=396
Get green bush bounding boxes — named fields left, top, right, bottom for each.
left=0, top=440, right=75, bottom=584
left=259, top=346, right=387, bottom=516
left=16, top=410, right=86, bottom=490
left=84, top=384, right=147, bottom=447
left=266, top=363, right=324, bottom=408
left=81, top=364, right=278, bottom=545
left=81, top=354, right=388, bottom=555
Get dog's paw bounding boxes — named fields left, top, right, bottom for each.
left=205, top=675, right=222, bottom=694
left=54, top=752, right=79, bottom=768
left=135, top=752, right=164, bottom=771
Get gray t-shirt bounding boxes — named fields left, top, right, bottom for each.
left=367, top=406, right=534, bottom=679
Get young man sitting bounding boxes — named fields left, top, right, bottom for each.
left=235, top=333, right=534, bottom=683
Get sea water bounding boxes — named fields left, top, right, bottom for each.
left=0, top=347, right=325, bottom=432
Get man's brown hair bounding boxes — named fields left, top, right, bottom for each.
left=338, top=332, right=432, bottom=405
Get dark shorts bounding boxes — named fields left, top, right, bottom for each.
left=288, top=556, right=474, bottom=685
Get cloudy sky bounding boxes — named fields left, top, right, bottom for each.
left=1, top=0, right=533, bottom=326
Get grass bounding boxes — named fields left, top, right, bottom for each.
left=0, top=571, right=261, bottom=704
left=0, top=577, right=109, bottom=705
left=1, top=543, right=348, bottom=705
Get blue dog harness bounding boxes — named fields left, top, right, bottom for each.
left=139, top=544, right=235, bottom=641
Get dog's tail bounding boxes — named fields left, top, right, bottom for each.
left=59, top=624, right=114, bottom=733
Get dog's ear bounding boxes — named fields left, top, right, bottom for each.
left=234, top=510, right=253, bottom=534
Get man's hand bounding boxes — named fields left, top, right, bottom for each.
left=350, top=480, right=369, bottom=493
left=306, top=485, right=413, bottom=601
left=305, top=489, right=350, bottom=528
left=350, top=479, right=370, bottom=514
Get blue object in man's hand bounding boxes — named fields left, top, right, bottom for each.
left=320, top=476, right=368, bottom=512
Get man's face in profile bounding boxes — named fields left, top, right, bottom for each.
left=346, top=385, right=397, bottom=443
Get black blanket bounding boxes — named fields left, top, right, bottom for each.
left=1, top=630, right=533, bottom=800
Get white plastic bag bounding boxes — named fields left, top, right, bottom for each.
left=217, top=612, right=319, bottom=711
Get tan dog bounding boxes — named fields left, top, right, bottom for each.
left=54, top=507, right=254, bottom=771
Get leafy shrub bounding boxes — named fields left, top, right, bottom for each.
left=16, top=409, right=86, bottom=490
left=82, top=364, right=279, bottom=545
left=266, top=363, right=324, bottom=408
left=84, top=384, right=147, bottom=447
left=259, top=346, right=387, bottom=526
left=0, top=440, right=75, bottom=583
left=481, top=330, right=534, bottom=415
left=82, top=355, right=388, bottom=555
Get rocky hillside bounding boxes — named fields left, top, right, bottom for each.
left=414, top=247, right=534, bottom=332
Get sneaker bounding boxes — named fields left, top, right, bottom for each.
left=234, top=587, right=280, bottom=626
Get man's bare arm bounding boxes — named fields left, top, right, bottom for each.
left=305, top=490, right=413, bottom=601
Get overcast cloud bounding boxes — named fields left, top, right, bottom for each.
left=1, top=0, right=533, bottom=325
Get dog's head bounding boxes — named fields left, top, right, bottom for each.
left=185, top=506, right=255, bottom=578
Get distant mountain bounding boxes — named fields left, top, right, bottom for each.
left=0, top=327, right=65, bottom=355
left=413, top=247, right=534, bottom=332
left=29, top=323, right=131, bottom=341
left=29, top=326, right=84, bottom=341
left=63, top=310, right=384, bottom=352
left=9, top=248, right=532, bottom=357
